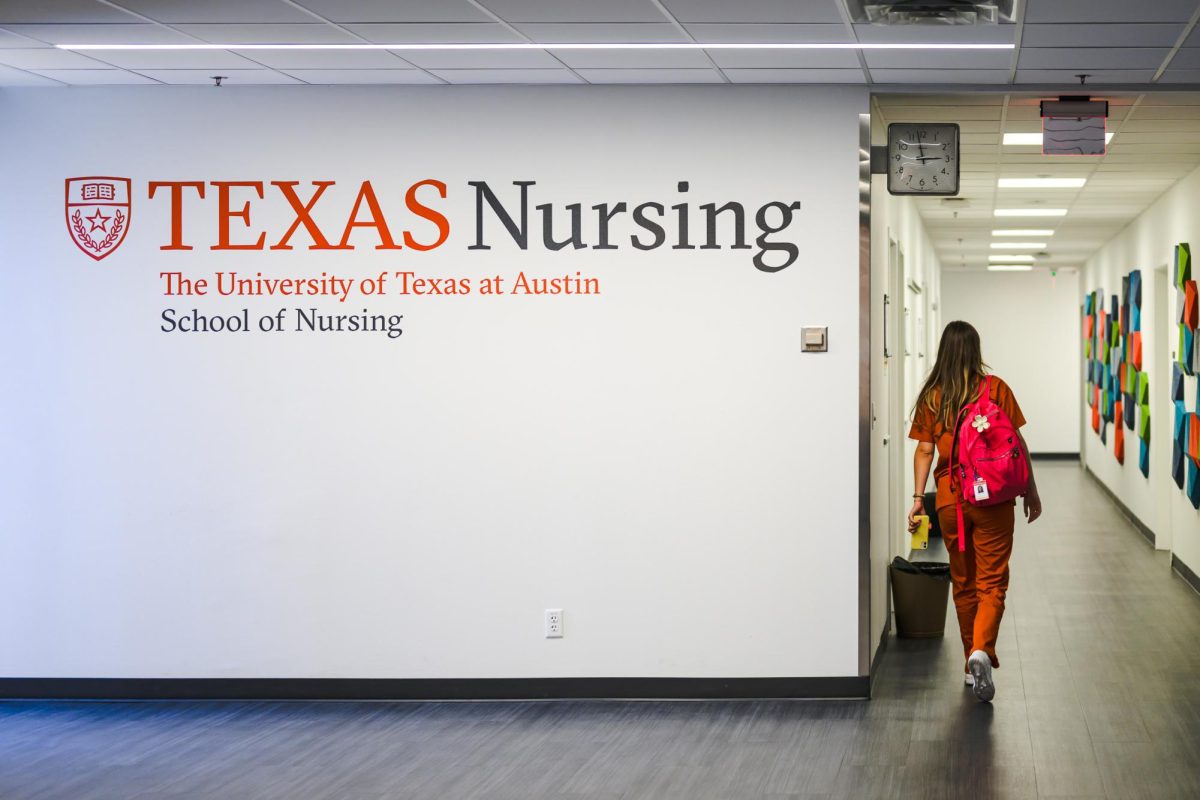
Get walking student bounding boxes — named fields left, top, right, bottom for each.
left=907, top=320, right=1042, bottom=702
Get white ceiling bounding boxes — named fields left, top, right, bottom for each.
left=874, top=91, right=1200, bottom=275
left=0, top=0, right=1199, bottom=86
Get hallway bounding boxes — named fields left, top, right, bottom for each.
left=1, top=463, right=1197, bottom=799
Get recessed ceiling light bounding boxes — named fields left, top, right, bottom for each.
left=990, top=242, right=1047, bottom=249
left=988, top=254, right=1035, bottom=262
left=994, top=208, right=1068, bottom=217
left=998, top=178, right=1087, bottom=189
left=55, top=42, right=1018, bottom=51
left=989, top=265, right=1034, bottom=272
left=1003, top=132, right=1114, bottom=145
left=992, top=229, right=1055, bottom=236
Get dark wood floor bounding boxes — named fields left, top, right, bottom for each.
left=2, top=463, right=1198, bottom=799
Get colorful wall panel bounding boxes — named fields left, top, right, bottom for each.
left=1084, top=267, right=1150, bottom=476
left=1173, top=244, right=1200, bottom=508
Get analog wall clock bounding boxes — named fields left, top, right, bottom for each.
left=887, top=122, right=960, bottom=196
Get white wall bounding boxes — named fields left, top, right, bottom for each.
left=0, top=86, right=869, bottom=680
left=868, top=144, right=943, bottom=664
left=1083, top=162, right=1200, bottom=575
left=941, top=269, right=1082, bottom=454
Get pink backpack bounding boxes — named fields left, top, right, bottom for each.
left=950, top=376, right=1030, bottom=551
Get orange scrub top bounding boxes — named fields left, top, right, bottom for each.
left=908, top=375, right=1027, bottom=512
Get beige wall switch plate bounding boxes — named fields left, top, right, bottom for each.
left=802, top=326, right=828, bottom=352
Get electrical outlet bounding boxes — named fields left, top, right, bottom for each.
left=544, top=608, right=563, bottom=638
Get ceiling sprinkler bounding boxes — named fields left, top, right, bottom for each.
left=211, top=75, right=226, bottom=87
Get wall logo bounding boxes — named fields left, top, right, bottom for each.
left=65, top=177, right=131, bottom=260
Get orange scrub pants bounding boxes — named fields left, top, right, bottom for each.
left=936, top=501, right=1015, bottom=670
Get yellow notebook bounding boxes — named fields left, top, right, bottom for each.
left=911, top=515, right=930, bottom=550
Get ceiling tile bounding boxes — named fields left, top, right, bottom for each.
left=878, top=105, right=1001, bottom=120
left=429, top=68, right=583, bottom=83
left=239, top=50, right=413, bottom=69
left=1110, top=131, right=1200, bottom=144
left=1014, top=68, right=1157, bottom=83
left=550, top=48, right=712, bottom=69
left=707, top=49, right=860, bottom=69
left=661, top=0, right=844, bottom=23
left=1161, top=48, right=1200, bottom=69
left=853, top=24, right=1015, bottom=43
left=345, top=24, right=524, bottom=43
left=0, top=23, right=195, bottom=45
left=400, top=49, right=563, bottom=69
left=513, top=23, right=688, bottom=43
left=135, top=69, right=302, bottom=84
left=279, top=68, right=441, bottom=84
left=1137, top=93, right=1200, bottom=104
left=30, top=68, right=158, bottom=85
left=1017, top=47, right=1169, bottom=69
left=862, top=49, right=1012, bottom=69
left=297, top=1, right=492, bottom=24
left=0, top=0, right=136, bottom=24
left=0, top=62, right=63, bottom=84
left=576, top=68, right=723, bottom=83
left=0, top=28, right=43, bottom=47
left=960, top=133, right=1001, bottom=145
left=1022, top=23, right=1185, bottom=47
left=115, top=0, right=313, bottom=24
left=870, top=68, right=1011, bottom=84
left=174, top=24, right=360, bottom=44
left=0, top=47, right=109, bottom=69
left=474, top=0, right=665, bottom=23
left=722, top=68, right=864, bottom=83
left=86, top=49, right=260, bottom=70
left=1158, top=68, right=1200, bottom=83
left=1025, top=0, right=1197, bottom=23
left=953, top=121, right=1003, bottom=134
left=874, top=92, right=1003, bottom=105
left=684, top=23, right=847, bottom=43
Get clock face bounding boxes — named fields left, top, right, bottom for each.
left=887, top=123, right=960, bottom=196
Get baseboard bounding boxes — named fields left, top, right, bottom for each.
left=0, top=676, right=870, bottom=702
left=1031, top=452, right=1080, bottom=461
left=1083, top=466, right=1156, bottom=547
left=1172, top=554, right=1200, bottom=597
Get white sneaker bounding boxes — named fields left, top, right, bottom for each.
left=967, top=650, right=995, bottom=702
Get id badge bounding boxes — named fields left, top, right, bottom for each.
left=973, top=477, right=990, bottom=502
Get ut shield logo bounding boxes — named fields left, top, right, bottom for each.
left=65, top=176, right=131, bottom=260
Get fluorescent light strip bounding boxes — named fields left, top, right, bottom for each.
left=994, top=208, right=1068, bottom=217
left=988, top=265, right=1034, bottom=272
left=56, top=42, right=1017, bottom=51
left=988, top=254, right=1035, bottom=262
left=990, top=242, right=1047, bottom=249
left=998, top=178, right=1086, bottom=189
left=992, top=229, right=1054, bottom=237
left=1003, top=132, right=1114, bottom=145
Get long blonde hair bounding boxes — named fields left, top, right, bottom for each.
left=914, top=320, right=989, bottom=429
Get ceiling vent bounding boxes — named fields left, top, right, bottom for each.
left=849, top=1, right=1016, bottom=25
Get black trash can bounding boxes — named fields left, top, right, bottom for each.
left=890, top=556, right=951, bottom=638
